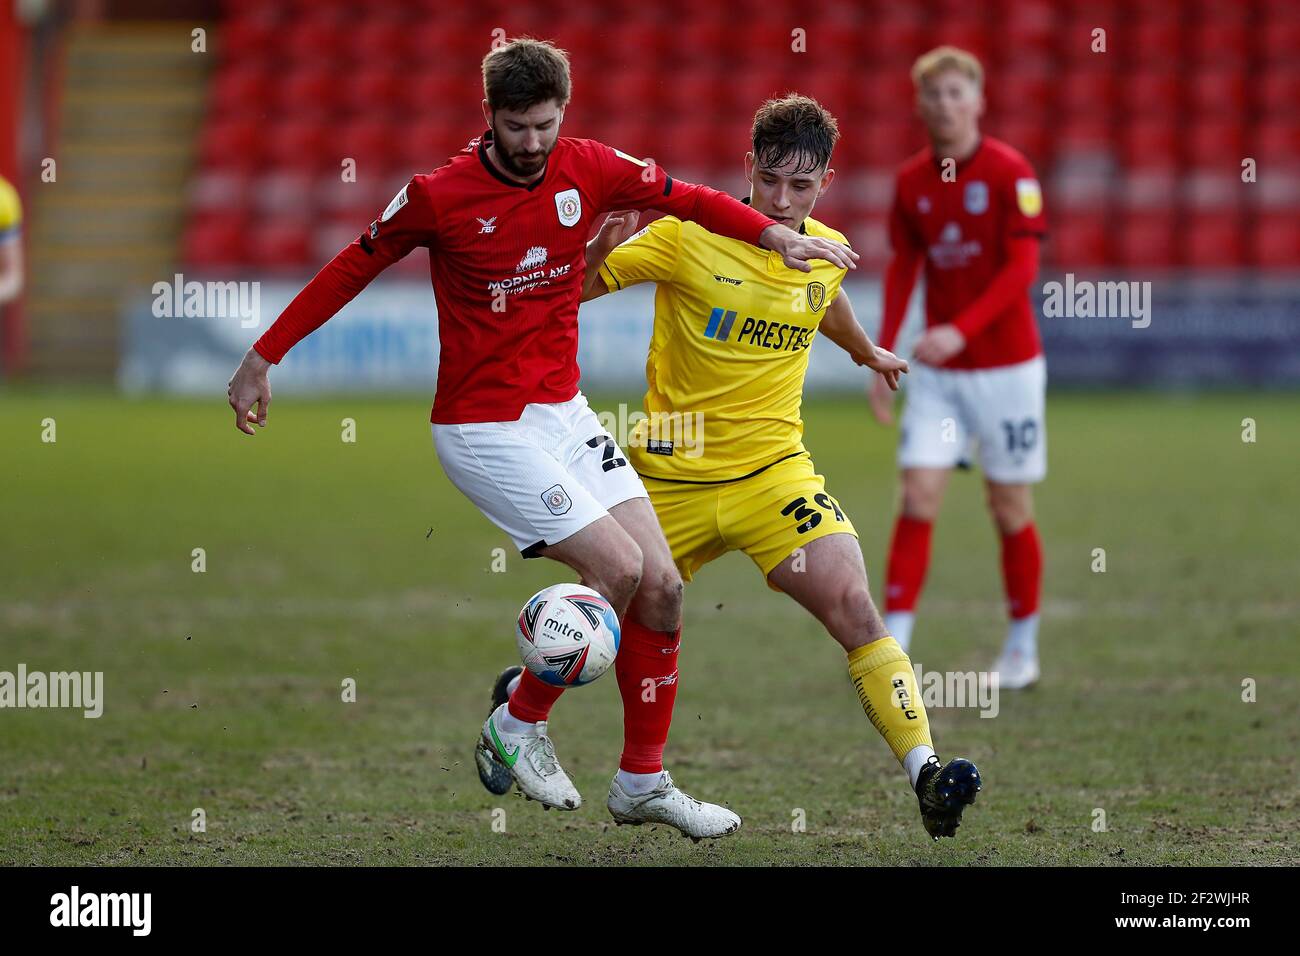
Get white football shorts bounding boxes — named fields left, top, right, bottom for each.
left=432, top=392, right=648, bottom=557
left=897, top=355, right=1047, bottom=484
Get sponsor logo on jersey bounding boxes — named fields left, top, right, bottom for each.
left=964, top=180, right=988, bottom=215
left=541, top=483, right=572, bottom=515
left=646, top=439, right=674, bottom=456
left=713, top=274, right=743, bottom=285
left=554, top=188, right=581, bottom=227
left=380, top=184, right=408, bottom=222
left=1016, top=178, right=1043, bottom=217
left=368, top=220, right=379, bottom=239
left=807, top=281, right=826, bottom=312
left=703, top=304, right=817, bottom=350
left=477, top=216, right=497, bottom=234
left=516, top=245, right=548, bottom=272
left=929, top=221, right=982, bottom=269
left=703, top=306, right=738, bottom=341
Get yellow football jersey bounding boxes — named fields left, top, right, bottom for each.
left=599, top=211, right=848, bottom=482
left=0, top=174, right=21, bottom=240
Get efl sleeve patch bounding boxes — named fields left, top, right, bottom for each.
left=1015, top=178, right=1043, bottom=217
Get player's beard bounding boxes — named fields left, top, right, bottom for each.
left=493, top=132, right=551, bottom=179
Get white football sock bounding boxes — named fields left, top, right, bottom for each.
left=903, top=745, right=937, bottom=789
left=885, top=611, right=915, bottom=652
left=1003, top=613, right=1039, bottom=659
left=497, top=703, right=535, bottom=735
left=616, top=769, right=664, bottom=796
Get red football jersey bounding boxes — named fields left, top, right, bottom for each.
left=254, top=130, right=775, bottom=424
left=888, top=136, right=1046, bottom=370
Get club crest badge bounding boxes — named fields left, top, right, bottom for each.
left=541, top=484, right=572, bottom=515
left=964, top=180, right=988, bottom=215
left=807, top=281, right=826, bottom=313
left=554, top=188, right=581, bottom=227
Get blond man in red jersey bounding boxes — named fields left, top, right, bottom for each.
left=871, top=47, right=1048, bottom=689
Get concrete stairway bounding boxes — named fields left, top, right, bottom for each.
left=24, top=21, right=210, bottom=379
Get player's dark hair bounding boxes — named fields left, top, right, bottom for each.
left=482, top=37, right=572, bottom=113
left=751, top=94, right=839, bottom=175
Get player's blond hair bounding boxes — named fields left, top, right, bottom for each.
left=911, top=46, right=984, bottom=90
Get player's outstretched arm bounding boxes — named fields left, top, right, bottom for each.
left=227, top=347, right=272, bottom=436
left=581, top=210, right=639, bottom=301
left=758, top=223, right=859, bottom=274
left=224, top=177, right=434, bottom=435
left=820, top=291, right=908, bottom=391
left=596, top=146, right=855, bottom=273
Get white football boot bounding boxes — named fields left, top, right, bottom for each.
left=480, top=704, right=581, bottom=810
left=990, top=647, right=1040, bottom=690
left=607, top=771, right=741, bottom=841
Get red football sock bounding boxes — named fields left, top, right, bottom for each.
left=1001, top=522, right=1042, bottom=619
left=507, top=668, right=564, bottom=724
left=885, top=515, right=933, bottom=612
left=616, top=618, right=681, bottom=774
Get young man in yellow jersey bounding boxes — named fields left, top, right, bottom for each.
left=581, top=95, right=982, bottom=839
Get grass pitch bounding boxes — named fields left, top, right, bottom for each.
left=1, top=389, right=1296, bottom=865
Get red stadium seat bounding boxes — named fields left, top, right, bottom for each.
left=1060, top=69, right=1115, bottom=116
left=1116, top=213, right=1179, bottom=268
left=1256, top=69, right=1300, bottom=116
left=280, top=15, right=348, bottom=65
left=247, top=220, right=313, bottom=270
left=1045, top=210, right=1110, bottom=269
left=853, top=71, right=916, bottom=119
left=1189, top=70, right=1247, bottom=115
left=277, top=65, right=342, bottom=119
left=263, top=118, right=332, bottom=173
left=1187, top=121, right=1246, bottom=166
left=218, top=14, right=278, bottom=64
left=1259, top=19, right=1300, bottom=63
left=1189, top=20, right=1249, bottom=66
left=338, top=67, right=404, bottom=118
left=1121, top=121, right=1180, bottom=170
left=199, top=116, right=263, bottom=171
left=1250, top=212, right=1300, bottom=268
left=207, top=63, right=272, bottom=118
left=183, top=212, right=249, bottom=268
left=1183, top=211, right=1245, bottom=267
left=1123, top=70, right=1181, bottom=115
left=1253, top=121, right=1300, bottom=166
left=344, top=19, right=412, bottom=66
left=995, top=68, right=1054, bottom=119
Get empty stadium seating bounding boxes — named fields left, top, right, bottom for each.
left=183, top=0, right=1300, bottom=271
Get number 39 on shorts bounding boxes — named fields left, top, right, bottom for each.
left=780, top=492, right=846, bottom=534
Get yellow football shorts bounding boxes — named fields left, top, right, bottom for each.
left=642, top=452, right=858, bottom=591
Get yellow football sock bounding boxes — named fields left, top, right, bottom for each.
left=846, top=636, right=933, bottom=763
